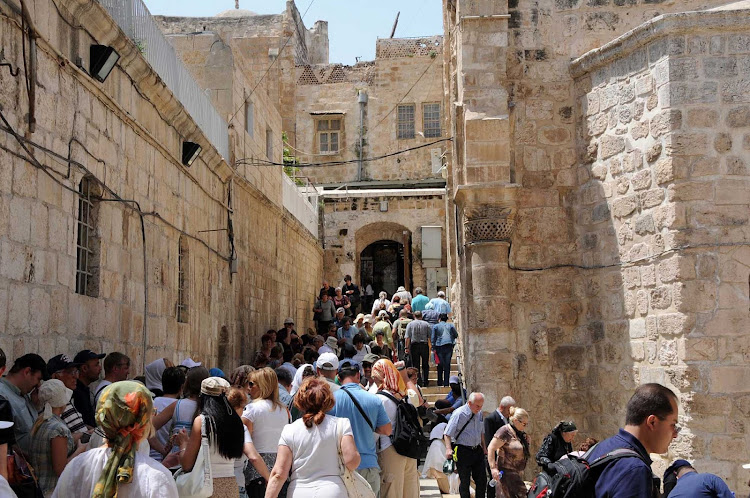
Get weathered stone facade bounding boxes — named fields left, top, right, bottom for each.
left=445, top=0, right=750, bottom=489
left=0, top=0, right=321, bottom=373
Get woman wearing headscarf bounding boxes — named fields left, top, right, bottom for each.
left=175, top=377, right=245, bottom=498
left=144, top=358, right=174, bottom=397
left=487, top=407, right=531, bottom=498
left=372, top=359, right=419, bottom=498
left=30, top=379, right=86, bottom=496
left=52, top=381, right=178, bottom=498
left=535, top=421, right=577, bottom=473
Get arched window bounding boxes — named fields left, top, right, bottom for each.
left=75, top=177, right=101, bottom=297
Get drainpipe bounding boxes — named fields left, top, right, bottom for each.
left=357, top=90, right=368, bottom=181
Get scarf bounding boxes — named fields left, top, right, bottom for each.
left=93, top=381, right=154, bottom=498
left=291, top=364, right=314, bottom=396
left=371, top=359, right=406, bottom=396
left=144, top=358, right=167, bottom=393
left=511, top=423, right=531, bottom=460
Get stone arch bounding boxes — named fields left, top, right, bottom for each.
left=355, top=222, right=413, bottom=297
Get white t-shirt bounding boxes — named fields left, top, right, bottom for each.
left=242, top=400, right=288, bottom=453
left=376, top=393, right=398, bottom=452
left=150, top=397, right=178, bottom=461
left=51, top=447, right=178, bottom=498
left=279, top=415, right=351, bottom=488
left=0, top=475, right=17, bottom=498
left=234, top=427, right=253, bottom=486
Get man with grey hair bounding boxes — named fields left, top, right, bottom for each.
left=484, top=395, right=516, bottom=497
left=428, top=290, right=452, bottom=315
left=444, top=392, right=486, bottom=498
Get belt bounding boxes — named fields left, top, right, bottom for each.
left=457, top=444, right=482, bottom=450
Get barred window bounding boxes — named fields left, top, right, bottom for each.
left=245, top=100, right=254, bottom=138
left=423, top=103, right=441, bottom=138
left=177, top=236, right=188, bottom=323
left=266, top=128, right=273, bottom=160
left=316, top=117, right=342, bottom=154
left=397, top=104, right=415, bottom=139
left=75, top=177, right=101, bottom=297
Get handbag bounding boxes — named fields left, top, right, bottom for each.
left=8, top=445, right=44, bottom=498
left=174, top=415, right=213, bottom=498
left=335, top=417, right=375, bottom=498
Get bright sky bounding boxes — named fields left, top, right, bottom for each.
left=143, top=1, right=443, bottom=65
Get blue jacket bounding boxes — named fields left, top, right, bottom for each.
left=588, top=429, right=658, bottom=498
left=668, top=471, right=734, bottom=498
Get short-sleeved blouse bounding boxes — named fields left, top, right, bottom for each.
left=242, top=399, right=288, bottom=453
left=493, top=425, right=528, bottom=473
left=30, top=415, right=75, bottom=495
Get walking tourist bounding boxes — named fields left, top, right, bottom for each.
left=315, top=352, right=341, bottom=392
left=331, top=359, right=391, bottom=496
left=227, top=387, right=270, bottom=498
left=175, top=377, right=245, bottom=498
left=363, top=282, right=375, bottom=313
left=333, top=287, right=352, bottom=317
left=148, top=366, right=184, bottom=462
left=242, top=367, right=289, bottom=497
left=431, top=313, right=457, bottom=387
left=393, top=285, right=412, bottom=305
left=265, top=377, right=360, bottom=498
left=337, top=316, right=359, bottom=344
left=443, top=392, right=486, bottom=498
left=319, top=280, right=336, bottom=299
left=71, top=349, right=105, bottom=428
left=404, top=311, right=431, bottom=386
left=93, top=352, right=130, bottom=406
left=352, top=333, right=371, bottom=364
left=370, top=328, right=393, bottom=360
left=392, top=309, right=412, bottom=361
left=536, top=421, right=577, bottom=473
left=487, top=407, right=531, bottom=498
left=428, top=291, right=451, bottom=315
left=411, top=287, right=429, bottom=312
left=30, top=379, right=87, bottom=495
left=0, top=353, right=47, bottom=453
left=588, top=383, right=678, bottom=498
left=371, top=291, right=390, bottom=316
left=483, top=395, right=515, bottom=498
left=663, top=459, right=734, bottom=498
left=343, top=275, right=361, bottom=315
left=373, top=359, right=419, bottom=498
left=313, top=293, right=336, bottom=334
left=52, top=381, right=178, bottom=497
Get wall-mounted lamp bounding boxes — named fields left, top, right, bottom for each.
left=182, top=141, right=202, bottom=166
left=90, top=45, right=120, bottom=83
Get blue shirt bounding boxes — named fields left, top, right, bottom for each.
left=331, top=383, right=390, bottom=470
left=337, top=325, right=359, bottom=343
left=431, top=322, right=458, bottom=347
left=411, top=294, right=429, bottom=312
left=668, top=471, right=734, bottom=498
left=428, top=298, right=451, bottom=314
left=588, top=429, right=655, bottom=498
left=444, top=403, right=483, bottom=447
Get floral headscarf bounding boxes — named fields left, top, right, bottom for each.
left=371, top=359, right=406, bottom=397
left=93, top=381, right=154, bottom=498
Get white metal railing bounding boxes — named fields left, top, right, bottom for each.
left=98, top=0, right=230, bottom=160
left=282, top=174, right=319, bottom=238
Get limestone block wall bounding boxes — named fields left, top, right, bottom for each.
left=321, top=195, right=446, bottom=293
left=571, top=9, right=750, bottom=488
left=0, top=0, right=321, bottom=374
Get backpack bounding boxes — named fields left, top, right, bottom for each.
left=377, top=391, right=426, bottom=460
left=527, top=446, right=660, bottom=498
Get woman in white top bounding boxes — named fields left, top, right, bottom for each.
left=228, top=387, right=270, bottom=498
left=52, top=381, right=178, bottom=498
left=175, top=377, right=245, bottom=498
left=265, top=377, right=360, bottom=498
left=242, top=367, right=290, bottom=498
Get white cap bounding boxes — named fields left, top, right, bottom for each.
left=397, top=286, right=406, bottom=292
left=284, top=317, right=294, bottom=325
left=316, top=352, right=339, bottom=371
left=181, top=358, right=202, bottom=368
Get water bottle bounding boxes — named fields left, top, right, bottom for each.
left=489, top=470, right=503, bottom=487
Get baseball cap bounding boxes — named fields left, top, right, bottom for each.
left=338, top=359, right=360, bottom=374
left=449, top=375, right=460, bottom=385
left=284, top=317, right=294, bottom=325
left=336, top=307, right=345, bottom=314
left=73, top=350, right=106, bottom=364
left=47, top=354, right=82, bottom=375
left=316, top=352, right=339, bottom=371
left=362, top=353, right=380, bottom=365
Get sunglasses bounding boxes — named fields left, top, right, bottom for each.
left=247, top=381, right=255, bottom=387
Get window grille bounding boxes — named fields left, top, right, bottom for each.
left=177, top=236, right=188, bottom=323
left=245, top=100, right=254, bottom=138
left=397, top=104, right=415, bottom=139
left=423, top=103, right=441, bottom=138
left=75, top=177, right=100, bottom=297
left=316, top=117, right=342, bottom=154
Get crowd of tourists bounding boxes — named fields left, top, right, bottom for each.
left=0, top=280, right=745, bottom=498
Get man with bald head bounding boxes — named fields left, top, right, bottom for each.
left=444, top=392, right=486, bottom=498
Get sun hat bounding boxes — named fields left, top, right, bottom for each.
left=201, top=376, right=230, bottom=396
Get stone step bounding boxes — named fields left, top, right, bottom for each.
left=419, top=477, right=443, bottom=498
left=421, top=386, right=452, bottom=394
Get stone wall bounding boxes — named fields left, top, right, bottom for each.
left=445, top=0, right=749, bottom=490
left=0, top=0, right=321, bottom=374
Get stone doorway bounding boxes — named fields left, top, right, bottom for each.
left=360, top=240, right=405, bottom=297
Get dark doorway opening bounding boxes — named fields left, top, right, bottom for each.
left=360, top=240, right=405, bottom=297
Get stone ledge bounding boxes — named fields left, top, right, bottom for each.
left=570, top=8, right=750, bottom=78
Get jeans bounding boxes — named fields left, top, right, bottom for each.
left=239, top=486, right=248, bottom=498
left=435, top=344, right=454, bottom=386
left=456, top=445, right=486, bottom=498
left=410, top=342, right=430, bottom=386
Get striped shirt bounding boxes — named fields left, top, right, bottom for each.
left=61, top=400, right=87, bottom=433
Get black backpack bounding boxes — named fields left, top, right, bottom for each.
left=527, top=446, right=660, bottom=498
left=377, top=391, right=426, bottom=459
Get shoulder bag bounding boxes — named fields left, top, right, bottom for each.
left=336, top=417, right=375, bottom=498
left=174, top=414, right=213, bottom=498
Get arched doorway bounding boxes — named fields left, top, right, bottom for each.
left=360, top=240, right=405, bottom=298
